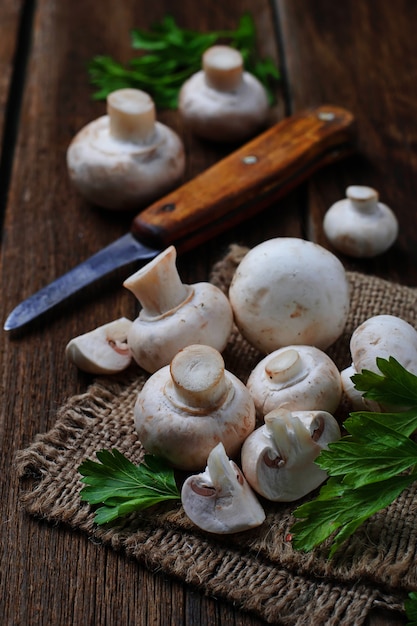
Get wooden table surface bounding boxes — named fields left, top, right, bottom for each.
left=1, top=0, right=415, bottom=624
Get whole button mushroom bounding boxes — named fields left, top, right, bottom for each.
left=341, top=314, right=417, bottom=410
left=179, top=45, right=269, bottom=143
left=247, top=345, right=342, bottom=418
left=181, top=442, right=265, bottom=534
left=134, top=344, right=256, bottom=471
left=241, top=408, right=341, bottom=502
left=228, top=237, right=350, bottom=353
left=124, top=245, right=234, bottom=373
left=67, top=88, right=185, bottom=210
left=323, top=186, right=399, bottom=257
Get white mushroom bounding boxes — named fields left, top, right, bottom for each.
left=228, top=237, right=350, bottom=353
left=341, top=314, right=417, bottom=409
left=67, top=88, right=185, bottom=210
left=323, top=185, right=398, bottom=257
left=65, top=317, right=132, bottom=374
left=241, top=408, right=341, bottom=501
left=124, top=245, right=233, bottom=373
left=340, top=364, right=371, bottom=410
left=178, top=45, right=269, bottom=143
left=247, top=345, right=342, bottom=418
left=181, top=442, right=265, bottom=534
left=134, top=344, right=256, bottom=471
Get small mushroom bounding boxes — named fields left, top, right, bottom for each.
left=67, top=88, right=185, bottom=210
left=124, top=245, right=233, bottom=373
left=134, top=344, right=256, bottom=471
left=65, top=317, right=132, bottom=374
left=241, top=408, right=341, bottom=501
left=247, top=345, right=342, bottom=418
left=181, top=442, right=265, bottom=534
left=228, top=237, right=350, bottom=353
left=341, top=314, right=417, bottom=409
left=178, top=45, right=269, bottom=143
left=323, top=185, right=398, bottom=257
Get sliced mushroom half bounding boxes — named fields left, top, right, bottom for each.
left=181, top=442, right=265, bottom=534
left=65, top=317, right=132, bottom=374
left=241, top=408, right=341, bottom=501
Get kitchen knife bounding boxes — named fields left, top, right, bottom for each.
left=4, top=105, right=355, bottom=331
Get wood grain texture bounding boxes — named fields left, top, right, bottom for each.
left=276, top=0, right=417, bottom=287
left=0, top=0, right=413, bottom=624
left=0, top=0, right=23, bottom=145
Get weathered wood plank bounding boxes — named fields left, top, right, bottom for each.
left=0, top=1, right=280, bottom=625
left=0, top=0, right=25, bottom=223
left=277, top=0, right=417, bottom=287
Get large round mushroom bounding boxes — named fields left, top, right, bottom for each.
left=228, top=237, right=350, bottom=353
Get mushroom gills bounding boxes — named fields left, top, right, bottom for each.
left=181, top=442, right=265, bottom=534
left=241, top=408, right=341, bottom=501
left=65, top=317, right=132, bottom=374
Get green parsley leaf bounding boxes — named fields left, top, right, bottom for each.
left=291, top=356, right=417, bottom=556
left=79, top=449, right=180, bottom=525
left=405, top=591, right=417, bottom=625
left=292, top=474, right=415, bottom=557
left=352, top=356, right=417, bottom=407
left=88, top=14, right=280, bottom=108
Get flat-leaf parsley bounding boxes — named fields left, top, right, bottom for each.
left=79, top=448, right=180, bottom=524
left=291, top=357, right=417, bottom=557
left=88, top=14, right=280, bottom=108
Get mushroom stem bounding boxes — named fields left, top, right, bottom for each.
left=203, top=46, right=243, bottom=91
left=123, top=246, right=190, bottom=318
left=107, top=88, right=156, bottom=144
left=346, top=185, right=379, bottom=215
left=264, top=348, right=302, bottom=383
left=170, top=345, right=229, bottom=409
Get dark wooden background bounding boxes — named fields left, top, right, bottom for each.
left=1, top=0, right=415, bottom=624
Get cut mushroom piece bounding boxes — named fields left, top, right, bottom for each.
left=179, top=45, right=269, bottom=143
left=65, top=317, right=132, bottom=374
left=247, top=345, right=342, bottom=418
left=67, top=88, right=185, bottom=210
left=323, top=186, right=398, bottom=257
left=134, top=344, right=256, bottom=471
left=124, top=245, right=233, bottom=373
left=181, top=442, right=265, bottom=534
left=241, top=408, right=341, bottom=501
left=341, top=314, right=417, bottom=410
left=229, top=237, right=350, bottom=353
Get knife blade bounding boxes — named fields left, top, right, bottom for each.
left=4, top=105, right=355, bottom=331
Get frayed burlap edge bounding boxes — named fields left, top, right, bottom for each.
left=15, top=244, right=417, bottom=625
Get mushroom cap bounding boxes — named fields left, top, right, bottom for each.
left=323, top=185, right=398, bottom=257
left=350, top=314, right=417, bottom=374
left=241, top=408, right=341, bottom=501
left=247, top=345, right=342, bottom=417
left=134, top=345, right=256, bottom=470
left=181, top=442, right=265, bottom=534
left=66, top=116, right=185, bottom=210
left=179, top=69, right=269, bottom=143
left=65, top=317, right=132, bottom=374
left=229, top=237, right=350, bottom=353
left=127, top=282, right=234, bottom=373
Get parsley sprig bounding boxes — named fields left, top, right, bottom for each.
left=88, top=14, right=280, bottom=108
left=291, top=357, right=417, bottom=557
left=406, top=592, right=417, bottom=625
left=79, top=449, right=180, bottom=524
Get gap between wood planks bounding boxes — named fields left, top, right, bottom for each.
left=0, top=0, right=35, bottom=236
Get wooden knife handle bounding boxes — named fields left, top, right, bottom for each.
left=130, top=105, right=355, bottom=253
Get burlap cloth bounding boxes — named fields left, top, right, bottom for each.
left=16, top=244, right=417, bottom=625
